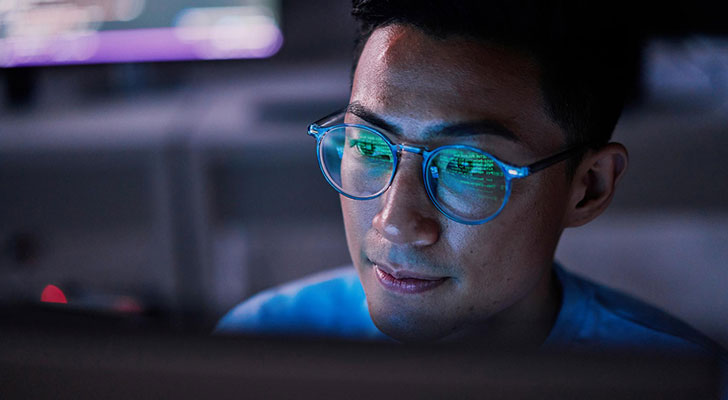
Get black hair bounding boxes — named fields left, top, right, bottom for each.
left=351, top=0, right=642, bottom=162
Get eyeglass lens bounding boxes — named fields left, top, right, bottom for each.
left=319, top=126, right=508, bottom=222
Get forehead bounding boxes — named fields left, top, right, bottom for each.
left=351, top=24, right=564, bottom=152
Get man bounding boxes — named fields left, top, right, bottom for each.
left=216, top=0, right=725, bottom=356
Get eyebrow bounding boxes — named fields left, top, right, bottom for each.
left=345, top=101, right=520, bottom=142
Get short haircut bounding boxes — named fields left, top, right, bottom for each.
left=351, top=0, right=641, bottom=156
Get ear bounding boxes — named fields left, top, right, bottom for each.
left=564, top=143, right=628, bottom=227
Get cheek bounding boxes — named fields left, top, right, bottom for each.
left=505, top=171, right=570, bottom=256
left=529, top=170, right=571, bottom=230
left=442, top=218, right=517, bottom=287
left=340, top=197, right=378, bottom=259
left=450, top=173, right=569, bottom=283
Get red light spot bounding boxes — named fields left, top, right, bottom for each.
left=41, top=284, right=67, bottom=304
left=114, top=296, right=143, bottom=313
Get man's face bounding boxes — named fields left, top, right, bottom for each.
left=342, top=24, right=574, bottom=343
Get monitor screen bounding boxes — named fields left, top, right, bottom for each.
left=0, top=0, right=282, bottom=67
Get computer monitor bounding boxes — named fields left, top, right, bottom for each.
left=0, top=0, right=282, bottom=67
left=0, top=306, right=723, bottom=400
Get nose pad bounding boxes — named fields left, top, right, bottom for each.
left=372, top=153, right=440, bottom=246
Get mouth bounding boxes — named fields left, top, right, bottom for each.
left=372, top=263, right=448, bottom=294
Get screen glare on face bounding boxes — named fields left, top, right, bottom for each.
left=347, top=130, right=393, bottom=164
left=434, top=150, right=502, bottom=189
left=318, top=125, right=509, bottom=222
left=321, top=126, right=395, bottom=198
left=427, top=147, right=507, bottom=221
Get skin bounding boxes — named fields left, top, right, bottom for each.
left=341, top=24, right=628, bottom=345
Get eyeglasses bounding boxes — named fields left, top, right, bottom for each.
left=307, top=110, right=584, bottom=225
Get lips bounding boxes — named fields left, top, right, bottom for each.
left=373, top=264, right=448, bottom=294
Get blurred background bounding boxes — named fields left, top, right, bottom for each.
left=0, top=0, right=726, bottom=348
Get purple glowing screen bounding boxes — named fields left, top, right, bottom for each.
left=0, top=1, right=283, bottom=67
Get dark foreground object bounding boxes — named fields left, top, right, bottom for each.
left=0, top=307, right=723, bottom=400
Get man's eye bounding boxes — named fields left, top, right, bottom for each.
left=436, top=152, right=505, bottom=193
left=447, top=157, right=475, bottom=174
left=445, top=154, right=485, bottom=176
left=350, top=139, right=391, bottom=161
left=354, top=140, right=375, bottom=156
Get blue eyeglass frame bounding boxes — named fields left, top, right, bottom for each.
left=307, top=109, right=585, bottom=225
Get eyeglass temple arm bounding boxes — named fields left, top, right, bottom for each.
left=308, top=109, right=347, bottom=136
left=526, top=145, right=586, bottom=174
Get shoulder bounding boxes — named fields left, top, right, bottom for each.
left=214, top=266, right=385, bottom=340
left=545, top=264, right=726, bottom=360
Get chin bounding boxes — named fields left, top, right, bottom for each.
left=358, top=267, right=461, bottom=342
left=366, top=297, right=455, bottom=343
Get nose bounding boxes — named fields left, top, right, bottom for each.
left=372, top=153, right=440, bottom=246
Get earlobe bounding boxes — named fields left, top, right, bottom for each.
left=565, top=143, right=628, bottom=227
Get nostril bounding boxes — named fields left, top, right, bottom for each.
left=412, top=217, right=440, bottom=246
